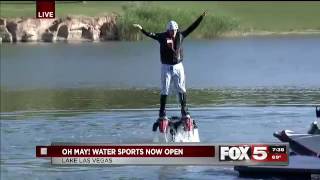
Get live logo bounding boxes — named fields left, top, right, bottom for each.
left=36, top=0, right=55, bottom=19
left=38, top=12, right=54, bottom=18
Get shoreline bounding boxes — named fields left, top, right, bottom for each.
left=1, top=30, right=319, bottom=43
left=1, top=31, right=319, bottom=44
left=1, top=16, right=320, bottom=43
left=220, top=29, right=320, bottom=38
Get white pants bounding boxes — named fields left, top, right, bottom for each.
left=160, top=62, right=186, bottom=95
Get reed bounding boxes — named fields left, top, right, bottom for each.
left=117, top=5, right=239, bottom=41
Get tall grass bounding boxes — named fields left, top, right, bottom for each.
left=117, top=5, right=239, bottom=41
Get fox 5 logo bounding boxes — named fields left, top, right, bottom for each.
left=219, top=145, right=268, bottom=161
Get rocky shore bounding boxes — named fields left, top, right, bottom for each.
left=0, top=14, right=119, bottom=43
left=1, top=15, right=320, bottom=43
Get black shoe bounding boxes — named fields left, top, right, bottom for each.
left=181, top=111, right=190, bottom=119
left=181, top=106, right=189, bottom=118
left=159, top=109, right=167, bottom=119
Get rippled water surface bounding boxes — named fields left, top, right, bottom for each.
left=1, top=107, right=318, bottom=180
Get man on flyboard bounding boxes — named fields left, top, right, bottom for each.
left=133, top=11, right=206, bottom=132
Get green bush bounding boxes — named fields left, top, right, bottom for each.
left=117, top=6, right=239, bottom=41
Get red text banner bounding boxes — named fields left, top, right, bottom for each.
left=36, top=143, right=289, bottom=166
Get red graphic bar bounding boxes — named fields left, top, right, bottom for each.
left=36, top=145, right=215, bottom=158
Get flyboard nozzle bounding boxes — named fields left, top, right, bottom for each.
left=183, top=117, right=193, bottom=131
left=159, top=119, right=169, bottom=133
left=316, top=106, right=320, bottom=118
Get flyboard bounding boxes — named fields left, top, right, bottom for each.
left=152, top=116, right=200, bottom=143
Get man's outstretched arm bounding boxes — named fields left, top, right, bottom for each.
left=181, top=11, right=206, bottom=38
left=133, top=24, right=160, bottom=41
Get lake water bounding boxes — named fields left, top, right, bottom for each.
left=1, top=35, right=320, bottom=180
left=1, top=35, right=320, bottom=89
